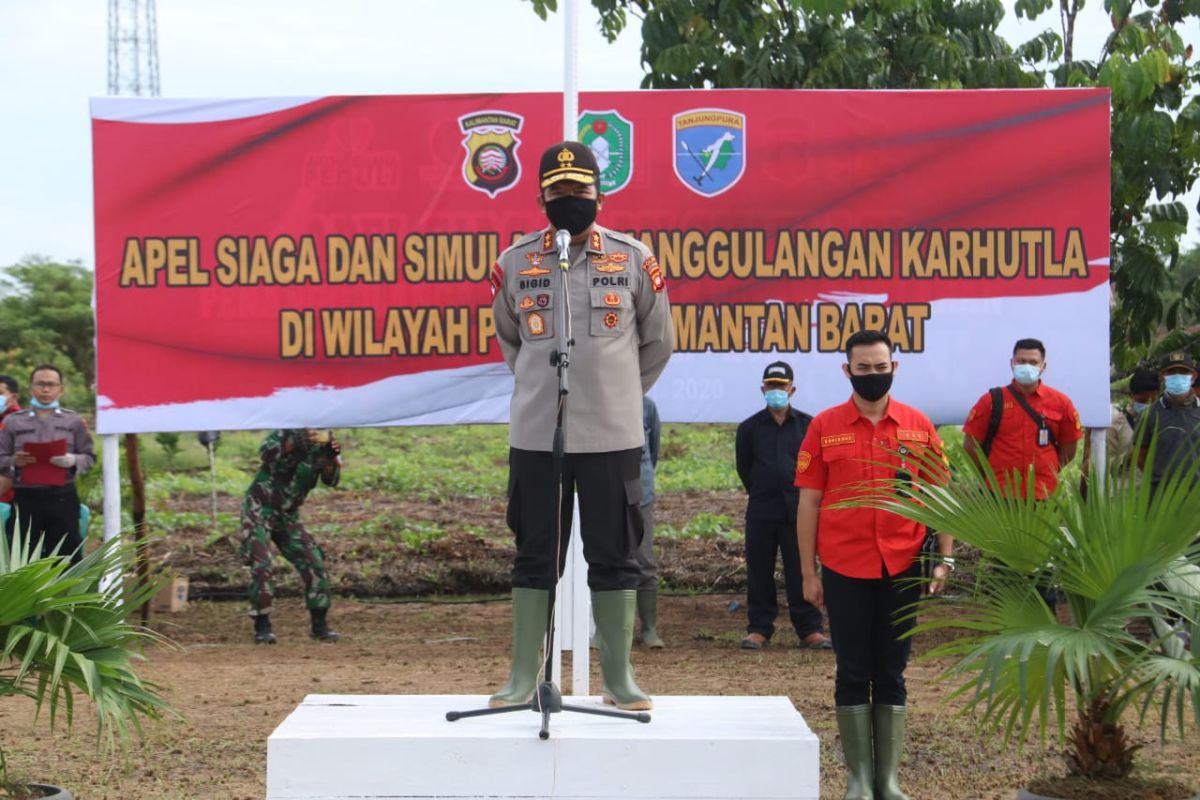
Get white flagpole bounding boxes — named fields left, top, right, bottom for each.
left=554, top=0, right=591, bottom=698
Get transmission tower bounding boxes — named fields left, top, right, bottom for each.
left=107, top=0, right=160, bottom=96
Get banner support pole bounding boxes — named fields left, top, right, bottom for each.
left=100, top=433, right=122, bottom=592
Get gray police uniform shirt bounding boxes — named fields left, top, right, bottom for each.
left=492, top=225, right=674, bottom=453
left=1143, top=395, right=1200, bottom=485
left=0, top=407, right=96, bottom=486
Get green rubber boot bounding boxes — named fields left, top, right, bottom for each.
left=593, top=589, right=653, bottom=710
left=873, top=705, right=911, bottom=800
left=488, top=588, right=549, bottom=708
left=836, top=704, right=875, bottom=800
left=637, top=586, right=664, bottom=648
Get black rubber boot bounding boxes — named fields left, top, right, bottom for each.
left=310, top=608, right=341, bottom=642
left=253, top=614, right=277, bottom=644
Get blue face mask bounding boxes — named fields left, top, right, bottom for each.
left=1131, top=401, right=1150, bottom=415
left=1012, top=364, right=1041, bottom=386
left=764, top=389, right=789, bottom=409
left=29, top=398, right=60, bottom=410
left=1164, top=374, right=1193, bottom=397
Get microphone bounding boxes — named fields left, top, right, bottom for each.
left=555, top=229, right=571, bottom=272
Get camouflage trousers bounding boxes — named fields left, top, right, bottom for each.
left=240, top=500, right=331, bottom=615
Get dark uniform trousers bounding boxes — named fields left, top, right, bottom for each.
left=508, top=447, right=644, bottom=591
left=13, top=483, right=83, bottom=564
left=745, top=517, right=822, bottom=639
left=822, top=561, right=921, bottom=707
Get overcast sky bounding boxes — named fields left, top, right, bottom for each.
left=1, top=0, right=1195, bottom=269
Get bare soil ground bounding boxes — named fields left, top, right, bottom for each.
left=155, top=490, right=750, bottom=600
left=1, top=595, right=1197, bottom=800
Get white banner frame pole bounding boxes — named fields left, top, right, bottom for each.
left=100, top=433, right=122, bottom=592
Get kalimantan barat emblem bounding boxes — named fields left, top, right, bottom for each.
left=460, top=111, right=524, bottom=197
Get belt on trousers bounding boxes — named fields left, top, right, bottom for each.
left=14, top=483, right=77, bottom=494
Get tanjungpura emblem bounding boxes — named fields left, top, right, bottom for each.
left=460, top=111, right=524, bottom=198
left=672, top=108, right=746, bottom=197
left=578, top=109, right=634, bottom=194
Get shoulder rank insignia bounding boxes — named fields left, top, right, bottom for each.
left=642, top=256, right=666, bottom=293
left=489, top=262, right=503, bottom=298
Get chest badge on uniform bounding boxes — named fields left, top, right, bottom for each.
left=593, top=252, right=628, bottom=273
left=821, top=433, right=855, bottom=447
left=536, top=294, right=550, bottom=308
left=603, top=293, right=621, bottom=306
left=527, top=312, right=546, bottom=336
left=518, top=295, right=535, bottom=310
left=603, top=311, right=619, bottom=329
left=519, top=256, right=550, bottom=277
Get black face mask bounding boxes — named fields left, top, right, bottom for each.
left=545, top=195, right=598, bottom=236
left=850, top=372, right=893, bottom=402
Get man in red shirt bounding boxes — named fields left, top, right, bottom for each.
left=0, top=374, right=20, bottom=541
left=796, top=330, right=953, bottom=800
left=962, top=338, right=1082, bottom=499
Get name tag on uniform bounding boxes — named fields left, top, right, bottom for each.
left=821, top=433, right=855, bottom=447
left=896, top=430, right=930, bottom=443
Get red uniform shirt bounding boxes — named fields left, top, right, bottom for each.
left=0, top=404, right=18, bottom=503
left=794, top=397, right=944, bottom=580
left=962, top=381, right=1082, bottom=500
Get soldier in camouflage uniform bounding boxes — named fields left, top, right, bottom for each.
left=241, top=428, right=342, bottom=643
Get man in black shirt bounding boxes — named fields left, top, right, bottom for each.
left=735, top=361, right=830, bottom=650
left=1140, top=351, right=1200, bottom=493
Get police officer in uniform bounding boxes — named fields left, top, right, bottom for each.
left=0, top=365, right=95, bottom=562
left=488, top=141, right=674, bottom=711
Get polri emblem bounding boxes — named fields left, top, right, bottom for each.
left=603, top=312, right=619, bottom=329
left=578, top=109, right=634, bottom=194
left=603, top=293, right=621, bottom=306
left=459, top=111, right=523, bottom=198
left=527, top=312, right=545, bottom=336
left=673, top=108, right=746, bottom=197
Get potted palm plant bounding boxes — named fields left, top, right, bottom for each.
left=849, top=446, right=1200, bottom=800
left=0, top=530, right=172, bottom=799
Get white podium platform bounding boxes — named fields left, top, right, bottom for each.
left=267, top=694, right=819, bottom=800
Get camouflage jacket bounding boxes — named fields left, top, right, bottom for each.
left=244, top=429, right=340, bottom=514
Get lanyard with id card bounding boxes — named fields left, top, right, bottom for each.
left=1008, top=386, right=1058, bottom=450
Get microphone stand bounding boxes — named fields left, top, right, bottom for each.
left=447, top=229, right=651, bottom=737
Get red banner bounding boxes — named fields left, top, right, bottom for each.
left=91, top=89, right=1110, bottom=433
